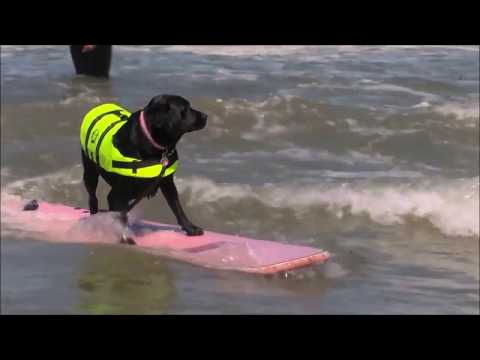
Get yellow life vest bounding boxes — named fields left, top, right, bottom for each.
left=80, top=103, right=178, bottom=178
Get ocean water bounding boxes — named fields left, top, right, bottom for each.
left=1, top=45, right=478, bottom=314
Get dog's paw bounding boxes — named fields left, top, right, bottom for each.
left=89, top=198, right=98, bottom=214
left=183, top=224, right=204, bottom=236
left=120, top=234, right=136, bottom=245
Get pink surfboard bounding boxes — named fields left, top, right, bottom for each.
left=2, top=195, right=330, bottom=274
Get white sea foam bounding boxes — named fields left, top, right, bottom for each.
left=2, top=167, right=478, bottom=238
left=176, top=176, right=479, bottom=238
left=433, top=100, right=480, bottom=121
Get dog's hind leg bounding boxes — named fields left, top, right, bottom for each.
left=107, top=189, right=136, bottom=245
left=81, top=151, right=99, bottom=214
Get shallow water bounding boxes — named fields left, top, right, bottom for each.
left=1, top=45, right=479, bottom=314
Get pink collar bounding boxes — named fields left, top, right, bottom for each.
left=139, top=111, right=166, bottom=151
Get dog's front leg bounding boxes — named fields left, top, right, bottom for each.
left=159, top=175, right=204, bottom=236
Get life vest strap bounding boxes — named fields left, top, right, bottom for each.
left=112, top=159, right=168, bottom=174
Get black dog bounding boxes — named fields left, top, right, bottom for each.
left=80, top=95, right=207, bottom=244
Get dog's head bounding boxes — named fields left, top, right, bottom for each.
left=143, top=95, right=207, bottom=145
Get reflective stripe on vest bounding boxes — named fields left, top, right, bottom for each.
left=80, top=103, right=178, bottom=178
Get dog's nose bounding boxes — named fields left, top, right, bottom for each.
left=201, top=113, right=208, bottom=121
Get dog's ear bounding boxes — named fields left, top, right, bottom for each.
left=146, top=95, right=170, bottom=113
left=144, top=95, right=173, bottom=131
